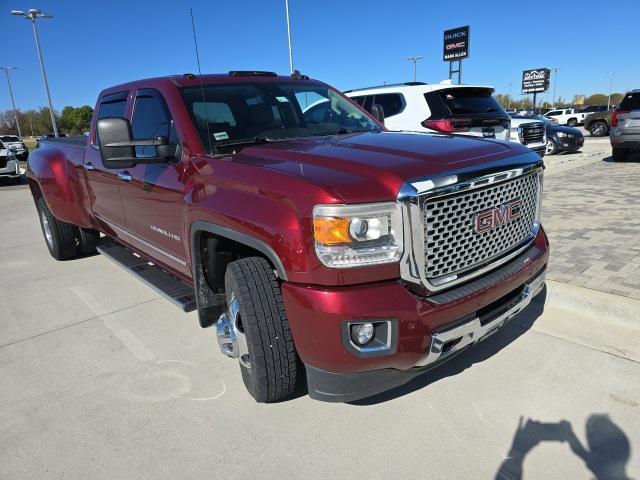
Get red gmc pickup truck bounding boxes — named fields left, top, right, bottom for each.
left=27, top=71, right=548, bottom=403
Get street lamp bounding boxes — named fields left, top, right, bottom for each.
left=0, top=66, right=22, bottom=139
left=407, top=55, right=423, bottom=82
left=10, top=8, right=58, bottom=137
left=607, top=71, right=615, bottom=111
left=507, top=82, right=512, bottom=109
left=552, top=67, right=562, bottom=109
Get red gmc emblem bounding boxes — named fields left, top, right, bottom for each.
left=474, top=199, right=522, bottom=234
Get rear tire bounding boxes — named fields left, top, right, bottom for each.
left=224, top=257, right=297, bottom=403
left=567, top=118, right=578, bottom=127
left=612, top=148, right=629, bottom=162
left=78, top=228, right=100, bottom=255
left=589, top=121, right=608, bottom=137
left=36, top=197, right=78, bottom=260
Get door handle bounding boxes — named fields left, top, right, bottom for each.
left=83, top=162, right=95, bottom=171
left=117, top=171, right=132, bottom=182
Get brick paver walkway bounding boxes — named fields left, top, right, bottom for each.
left=543, top=156, right=640, bottom=299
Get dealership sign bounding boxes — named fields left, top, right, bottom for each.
left=443, top=26, right=469, bottom=61
left=521, top=68, right=550, bottom=93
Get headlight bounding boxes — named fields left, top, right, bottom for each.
left=313, top=202, right=403, bottom=267
left=509, top=127, right=520, bottom=142
left=557, top=131, right=568, bottom=138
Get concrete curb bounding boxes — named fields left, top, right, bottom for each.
left=534, top=280, right=640, bottom=363
left=546, top=280, right=640, bottom=327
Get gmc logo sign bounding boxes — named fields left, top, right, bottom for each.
left=474, top=199, right=522, bottom=234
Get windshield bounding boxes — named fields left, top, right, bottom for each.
left=0, top=136, right=20, bottom=142
left=180, top=82, right=381, bottom=154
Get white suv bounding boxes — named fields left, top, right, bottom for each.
left=344, top=81, right=511, bottom=140
left=0, top=140, right=20, bottom=181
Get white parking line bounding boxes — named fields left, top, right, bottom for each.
left=70, top=285, right=156, bottom=362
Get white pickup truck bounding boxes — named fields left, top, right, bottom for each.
left=543, top=108, right=588, bottom=127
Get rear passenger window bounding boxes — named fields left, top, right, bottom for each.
left=619, top=93, right=640, bottom=110
left=373, top=93, right=404, bottom=118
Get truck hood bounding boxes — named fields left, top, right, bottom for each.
left=232, top=131, right=539, bottom=203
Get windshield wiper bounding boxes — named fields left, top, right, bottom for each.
left=312, top=128, right=380, bottom=137
left=214, top=136, right=273, bottom=149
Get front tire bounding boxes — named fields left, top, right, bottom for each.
left=589, top=121, right=608, bottom=137
left=546, top=139, right=557, bottom=155
left=612, top=148, right=629, bottom=162
left=567, top=118, right=578, bottom=127
left=224, top=257, right=297, bottom=403
left=36, top=197, right=78, bottom=260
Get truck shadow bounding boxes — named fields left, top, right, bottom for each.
left=495, top=414, right=633, bottom=480
left=347, top=288, right=547, bottom=406
left=603, top=152, right=640, bottom=163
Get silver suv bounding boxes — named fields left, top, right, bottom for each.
left=611, top=90, right=640, bottom=161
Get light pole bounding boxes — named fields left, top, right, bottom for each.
left=607, top=71, right=615, bottom=110
left=507, top=82, right=512, bottom=109
left=284, top=0, right=294, bottom=74
left=552, top=67, right=562, bottom=109
left=407, top=56, right=423, bottom=82
left=11, top=8, right=58, bottom=137
left=0, top=66, right=22, bottom=139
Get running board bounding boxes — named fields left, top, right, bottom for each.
left=97, top=238, right=197, bottom=312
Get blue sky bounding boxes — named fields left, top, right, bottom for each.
left=1, top=0, right=638, bottom=112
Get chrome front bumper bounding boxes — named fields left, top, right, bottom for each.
left=415, top=269, right=546, bottom=367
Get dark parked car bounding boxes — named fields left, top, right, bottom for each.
left=584, top=110, right=614, bottom=137
left=515, top=115, right=584, bottom=155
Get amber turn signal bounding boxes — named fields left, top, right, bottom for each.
left=313, top=217, right=351, bottom=245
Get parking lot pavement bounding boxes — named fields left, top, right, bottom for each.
left=542, top=136, right=640, bottom=300
left=1, top=166, right=640, bottom=479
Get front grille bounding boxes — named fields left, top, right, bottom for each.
left=423, top=172, right=540, bottom=281
left=521, top=123, right=545, bottom=144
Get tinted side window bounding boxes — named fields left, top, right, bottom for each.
left=131, top=93, right=176, bottom=157
left=351, top=96, right=366, bottom=107
left=362, top=95, right=373, bottom=113
left=620, top=93, right=640, bottom=110
left=373, top=93, right=404, bottom=118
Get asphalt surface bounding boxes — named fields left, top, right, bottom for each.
left=1, top=140, right=639, bottom=479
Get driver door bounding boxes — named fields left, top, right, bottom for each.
left=117, top=88, right=189, bottom=275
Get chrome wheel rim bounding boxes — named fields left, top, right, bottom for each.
left=546, top=141, right=554, bottom=154
left=216, top=294, right=251, bottom=369
left=41, top=210, right=53, bottom=247
left=592, top=124, right=604, bottom=135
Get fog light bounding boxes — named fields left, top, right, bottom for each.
left=351, top=322, right=374, bottom=346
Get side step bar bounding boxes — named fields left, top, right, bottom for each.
left=97, top=238, right=197, bottom=312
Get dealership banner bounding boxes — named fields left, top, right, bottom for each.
left=443, top=26, right=469, bottom=61
left=521, top=68, right=550, bottom=93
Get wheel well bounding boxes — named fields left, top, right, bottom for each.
left=191, top=227, right=284, bottom=328
left=198, top=231, right=274, bottom=293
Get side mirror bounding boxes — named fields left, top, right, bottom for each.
left=371, top=103, right=385, bottom=125
left=97, top=117, right=176, bottom=168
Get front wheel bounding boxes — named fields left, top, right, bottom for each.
left=222, top=257, right=298, bottom=403
left=36, top=197, right=78, bottom=260
left=567, top=118, right=578, bottom=127
left=545, top=139, right=557, bottom=155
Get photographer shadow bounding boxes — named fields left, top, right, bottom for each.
left=495, top=415, right=633, bottom=480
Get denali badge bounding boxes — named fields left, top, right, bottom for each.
left=474, top=199, right=522, bottom=234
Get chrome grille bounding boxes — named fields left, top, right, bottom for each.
left=423, top=172, right=540, bottom=281
left=521, top=123, right=545, bottom=144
